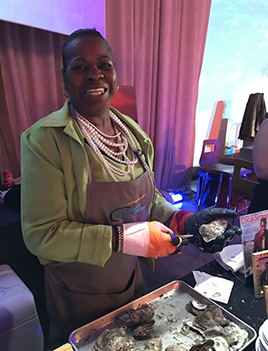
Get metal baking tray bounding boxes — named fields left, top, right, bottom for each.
left=69, top=280, right=257, bottom=350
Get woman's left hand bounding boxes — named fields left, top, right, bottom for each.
left=184, top=208, right=242, bottom=253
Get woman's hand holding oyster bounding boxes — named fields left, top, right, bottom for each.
left=183, top=208, right=242, bottom=253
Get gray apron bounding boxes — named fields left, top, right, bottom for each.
left=45, top=145, right=154, bottom=347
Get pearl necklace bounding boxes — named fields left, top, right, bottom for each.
left=74, top=109, right=138, bottom=181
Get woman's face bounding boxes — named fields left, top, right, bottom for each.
left=261, top=221, right=267, bottom=233
left=64, top=35, right=118, bottom=118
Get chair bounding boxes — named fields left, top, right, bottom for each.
left=197, top=139, right=234, bottom=211
left=0, top=264, right=44, bottom=351
left=232, top=158, right=258, bottom=216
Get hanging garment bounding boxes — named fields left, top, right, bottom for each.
left=239, top=93, right=267, bottom=140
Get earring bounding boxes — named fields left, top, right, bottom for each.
left=63, top=89, right=69, bottom=98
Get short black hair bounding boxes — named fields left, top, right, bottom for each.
left=261, top=218, right=267, bottom=225
left=61, top=28, right=114, bottom=79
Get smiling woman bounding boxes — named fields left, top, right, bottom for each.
left=20, top=28, right=242, bottom=349
left=62, top=29, right=118, bottom=122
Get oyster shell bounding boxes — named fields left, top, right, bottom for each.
left=208, top=306, right=229, bottom=327
left=128, top=303, right=155, bottom=326
left=199, top=219, right=228, bottom=242
left=186, top=301, right=207, bottom=316
left=94, top=327, right=134, bottom=351
left=133, top=320, right=155, bottom=340
left=204, top=325, right=226, bottom=338
left=144, top=336, right=162, bottom=350
left=193, top=305, right=229, bottom=330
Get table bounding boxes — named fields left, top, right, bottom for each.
left=181, top=260, right=265, bottom=351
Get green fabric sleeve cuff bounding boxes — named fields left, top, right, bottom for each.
left=78, top=224, right=113, bottom=267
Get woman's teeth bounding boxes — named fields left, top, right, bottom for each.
left=86, top=88, right=105, bottom=96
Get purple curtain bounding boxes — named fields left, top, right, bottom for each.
left=106, top=0, right=211, bottom=191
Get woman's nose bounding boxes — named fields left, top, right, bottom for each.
left=86, top=67, right=104, bottom=80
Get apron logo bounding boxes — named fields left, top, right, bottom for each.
left=109, top=194, right=146, bottom=222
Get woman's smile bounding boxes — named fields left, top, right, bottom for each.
left=64, top=35, right=118, bottom=119
left=85, top=87, right=107, bottom=96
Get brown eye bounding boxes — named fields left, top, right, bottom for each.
left=99, top=62, right=114, bottom=70
left=72, top=65, right=86, bottom=70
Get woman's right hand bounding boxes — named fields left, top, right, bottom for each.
left=115, top=222, right=176, bottom=258
left=147, top=222, right=177, bottom=258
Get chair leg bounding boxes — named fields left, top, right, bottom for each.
left=226, top=175, right=233, bottom=209
left=232, top=197, right=243, bottom=224
left=214, top=173, right=223, bottom=207
left=198, top=170, right=209, bottom=211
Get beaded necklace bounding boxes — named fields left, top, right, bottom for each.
left=74, top=109, right=138, bottom=181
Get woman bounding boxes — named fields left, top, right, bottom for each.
left=21, top=29, right=241, bottom=348
left=248, top=118, right=268, bottom=213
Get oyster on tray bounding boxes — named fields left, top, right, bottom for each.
left=94, top=327, right=135, bottom=351
left=128, top=303, right=155, bottom=325
left=144, top=336, right=162, bottom=350
left=133, top=320, right=155, bottom=340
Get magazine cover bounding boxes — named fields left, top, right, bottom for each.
left=240, top=209, right=268, bottom=277
left=252, top=250, right=268, bottom=298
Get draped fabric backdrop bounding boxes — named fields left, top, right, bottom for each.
left=106, top=0, right=211, bottom=191
left=0, top=21, right=67, bottom=177
left=0, top=0, right=211, bottom=190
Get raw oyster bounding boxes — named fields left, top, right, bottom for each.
left=128, top=303, right=155, bottom=325
left=94, top=327, right=134, bottom=351
left=193, top=305, right=230, bottom=330
left=133, top=320, right=155, bottom=340
left=165, top=344, right=188, bottom=351
left=144, top=336, right=162, bottom=350
left=199, top=219, right=228, bottom=242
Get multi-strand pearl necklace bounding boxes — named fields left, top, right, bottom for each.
left=74, top=109, right=139, bottom=181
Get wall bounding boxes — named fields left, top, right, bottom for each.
left=194, top=0, right=268, bottom=165
left=0, top=0, right=105, bottom=35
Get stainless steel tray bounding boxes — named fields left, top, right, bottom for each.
left=69, top=280, right=257, bottom=350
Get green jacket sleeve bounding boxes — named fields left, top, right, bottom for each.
left=21, top=124, right=113, bottom=267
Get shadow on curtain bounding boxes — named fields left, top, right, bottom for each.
left=0, top=21, right=67, bottom=177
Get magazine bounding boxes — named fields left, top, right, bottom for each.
left=240, top=209, right=268, bottom=277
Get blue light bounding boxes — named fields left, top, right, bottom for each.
left=173, top=202, right=183, bottom=209
left=170, top=192, right=184, bottom=203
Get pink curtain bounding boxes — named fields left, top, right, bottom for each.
left=106, top=0, right=211, bottom=191
left=0, top=21, right=67, bottom=177
left=0, top=1, right=211, bottom=187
